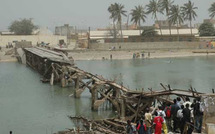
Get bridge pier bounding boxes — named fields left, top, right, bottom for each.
left=91, top=85, right=99, bottom=110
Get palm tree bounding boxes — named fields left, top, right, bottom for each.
left=108, top=4, right=117, bottom=41
left=130, top=5, right=147, bottom=35
left=209, top=2, right=215, bottom=19
left=168, top=5, right=184, bottom=41
left=146, top=0, right=163, bottom=36
left=114, top=3, right=127, bottom=41
left=181, top=0, right=198, bottom=35
left=160, top=0, right=174, bottom=35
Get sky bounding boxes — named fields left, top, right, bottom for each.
left=0, top=0, right=214, bottom=31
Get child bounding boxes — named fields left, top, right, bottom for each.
left=137, top=119, right=147, bottom=134
left=153, top=111, right=164, bottom=134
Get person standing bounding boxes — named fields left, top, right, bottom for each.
left=193, top=97, right=204, bottom=133
left=171, top=99, right=180, bottom=133
left=126, top=120, right=136, bottom=134
left=164, top=103, right=172, bottom=131
left=183, top=97, right=192, bottom=110
left=157, top=106, right=168, bottom=134
left=176, top=97, right=182, bottom=109
left=145, top=108, right=152, bottom=134
left=177, top=105, right=184, bottom=133
left=182, top=104, right=191, bottom=134
left=137, top=119, right=147, bottom=134
left=153, top=112, right=164, bottom=134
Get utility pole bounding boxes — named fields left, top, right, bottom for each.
left=88, top=27, right=90, bottom=49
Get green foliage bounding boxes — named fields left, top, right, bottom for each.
left=141, top=27, right=158, bottom=37
left=131, top=5, right=147, bottom=25
left=146, top=0, right=163, bottom=35
left=181, top=1, right=198, bottom=22
left=131, top=5, right=147, bottom=34
left=159, top=0, right=174, bottom=16
left=199, top=22, right=215, bottom=36
left=209, top=2, right=215, bottom=19
left=146, top=0, right=163, bottom=19
left=108, top=3, right=127, bottom=40
left=168, top=5, right=183, bottom=26
left=9, top=18, right=37, bottom=35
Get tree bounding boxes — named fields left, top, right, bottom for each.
left=209, top=2, right=215, bottom=19
left=9, top=18, right=37, bottom=35
left=108, top=4, right=117, bottom=41
left=199, top=22, right=215, bottom=36
left=146, top=0, right=163, bottom=36
left=130, top=5, right=147, bottom=35
left=141, top=27, right=158, bottom=37
left=160, top=0, right=174, bottom=35
left=181, top=0, right=198, bottom=35
left=112, top=3, right=127, bottom=41
left=168, top=5, right=184, bottom=41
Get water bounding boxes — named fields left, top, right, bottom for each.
left=76, top=56, right=215, bottom=93
left=1, top=56, right=215, bottom=134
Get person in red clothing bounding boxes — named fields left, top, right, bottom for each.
left=137, top=119, right=147, bottom=134
left=153, top=111, right=164, bottom=134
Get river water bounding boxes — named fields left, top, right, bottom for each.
left=0, top=56, right=215, bottom=134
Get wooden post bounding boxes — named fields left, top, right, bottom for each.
left=120, top=98, right=125, bottom=120
left=50, top=72, right=54, bottom=85
left=74, top=75, right=81, bottom=98
left=91, top=85, right=98, bottom=110
left=61, top=73, right=66, bottom=87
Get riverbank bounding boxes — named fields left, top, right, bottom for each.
left=0, top=48, right=17, bottom=62
left=69, top=49, right=215, bottom=61
left=1, top=48, right=215, bottom=62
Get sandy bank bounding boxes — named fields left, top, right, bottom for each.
left=1, top=48, right=214, bottom=63
left=69, top=49, right=215, bottom=61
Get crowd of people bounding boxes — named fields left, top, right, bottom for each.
left=126, top=97, right=204, bottom=134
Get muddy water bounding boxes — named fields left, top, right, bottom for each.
left=0, top=56, right=215, bottom=133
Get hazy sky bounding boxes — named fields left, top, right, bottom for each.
left=0, top=0, right=214, bottom=31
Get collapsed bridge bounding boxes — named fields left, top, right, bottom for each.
left=21, top=47, right=204, bottom=122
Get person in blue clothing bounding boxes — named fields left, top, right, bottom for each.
left=137, top=119, right=147, bottom=134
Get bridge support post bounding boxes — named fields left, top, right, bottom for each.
left=61, top=74, right=66, bottom=87
left=91, top=85, right=99, bottom=110
left=120, top=98, right=126, bottom=120
left=74, top=75, right=82, bottom=98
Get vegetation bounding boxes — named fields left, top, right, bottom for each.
left=9, top=18, right=37, bottom=35
left=108, top=3, right=117, bottom=41
left=106, top=1, right=215, bottom=39
left=107, top=3, right=127, bottom=41
left=199, top=22, right=215, bottom=36
left=181, top=0, right=198, bottom=35
left=209, top=2, right=215, bottom=19
left=160, top=0, right=174, bottom=35
left=141, top=27, right=158, bottom=37
left=168, top=5, right=184, bottom=41
left=146, top=0, right=163, bottom=35
left=130, top=5, right=147, bottom=35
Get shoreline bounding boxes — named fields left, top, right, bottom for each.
left=69, top=50, right=215, bottom=61
left=1, top=49, right=215, bottom=63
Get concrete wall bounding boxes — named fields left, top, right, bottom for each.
left=0, top=35, right=67, bottom=47
left=89, top=42, right=202, bottom=50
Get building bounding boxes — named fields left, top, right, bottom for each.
left=55, top=24, right=75, bottom=36
left=155, top=20, right=189, bottom=29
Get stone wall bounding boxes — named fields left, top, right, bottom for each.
left=0, top=35, right=67, bottom=47
left=89, top=42, right=203, bottom=50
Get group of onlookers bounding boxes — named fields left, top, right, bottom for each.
left=126, top=97, right=204, bottom=134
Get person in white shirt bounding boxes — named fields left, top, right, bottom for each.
left=183, top=97, right=192, bottom=110
left=177, top=105, right=184, bottom=133
left=157, top=106, right=168, bottom=134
